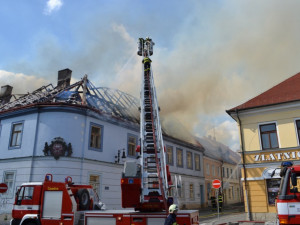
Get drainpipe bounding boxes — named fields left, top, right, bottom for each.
left=236, top=109, right=252, bottom=221
left=30, top=107, right=40, bottom=182
left=80, top=111, right=88, bottom=184
left=221, top=160, right=224, bottom=203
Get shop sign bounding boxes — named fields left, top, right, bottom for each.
left=253, top=151, right=300, bottom=163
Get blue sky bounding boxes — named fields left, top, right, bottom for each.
left=1, top=0, right=300, bottom=151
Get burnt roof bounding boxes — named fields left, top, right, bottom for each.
left=227, top=72, right=300, bottom=113
left=0, top=76, right=204, bottom=150
left=0, top=77, right=140, bottom=123
left=198, top=136, right=240, bottom=164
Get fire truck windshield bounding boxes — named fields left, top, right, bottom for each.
left=16, top=186, right=34, bottom=203
left=290, top=172, right=300, bottom=193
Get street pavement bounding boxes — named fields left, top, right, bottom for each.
left=199, top=203, right=277, bottom=225
left=0, top=204, right=278, bottom=225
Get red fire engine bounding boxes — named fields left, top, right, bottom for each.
left=11, top=174, right=199, bottom=225
left=276, top=162, right=300, bottom=224
left=10, top=38, right=200, bottom=225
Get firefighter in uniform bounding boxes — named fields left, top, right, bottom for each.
left=210, top=196, right=216, bottom=211
left=164, top=204, right=178, bottom=225
left=142, top=57, right=152, bottom=71
left=218, top=193, right=223, bottom=212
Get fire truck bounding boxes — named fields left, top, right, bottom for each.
left=10, top=38, right=200, bottom=225
left=276, top=161, right=300, bottom=224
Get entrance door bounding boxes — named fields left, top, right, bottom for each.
left=200, top=185, right=204, bottom=206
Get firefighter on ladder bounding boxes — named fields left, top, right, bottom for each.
left=164, top=204, right=179, bottom=225
left=142, top=56, right=152, bottom=72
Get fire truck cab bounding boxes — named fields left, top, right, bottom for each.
left=11, top=174, right=199, bottom=225
left=11, top=174, right=102, bottom=225
left=276, top=162, right=300, bottom=224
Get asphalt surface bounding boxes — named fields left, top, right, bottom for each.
left=0, top=204, right=277, bottom=225
left=199, top=204, right=277, bottom=225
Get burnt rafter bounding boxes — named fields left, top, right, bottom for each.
left=0, top=76, right=139, bottom=123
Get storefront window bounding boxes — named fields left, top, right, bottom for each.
left=266, top=179, right=281, bottom=205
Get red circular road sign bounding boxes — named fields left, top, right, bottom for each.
left=0, top=183, right=8, bottom=193
left=212, top=179, right=221, bottom=189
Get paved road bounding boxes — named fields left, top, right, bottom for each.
left=0, top=204, right=277, bottom=225
left=199, top=204, right=277, bottom=225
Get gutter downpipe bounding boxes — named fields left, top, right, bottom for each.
left=80, top=76, right=88, bottom=184
left=236, top=109, right=252, bottom=221
left=30, top=107, right=40, bottom=182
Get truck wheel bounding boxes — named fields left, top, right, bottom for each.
left=24, top=222, right=36, bottom=225
left=78, top=189, right=90, bottom=210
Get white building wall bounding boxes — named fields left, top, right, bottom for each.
left=0, top=107, right=205, bottom=214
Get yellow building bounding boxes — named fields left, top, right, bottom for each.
left=199, top=136, right=242, bottom=208
left=227, top=72, right=300, bottom=221
left=203, top=155, right=222, bottom=207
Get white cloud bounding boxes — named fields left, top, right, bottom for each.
left=44, top=0, right=63, bottom=15
left=0, top=70, right=49, bottom=94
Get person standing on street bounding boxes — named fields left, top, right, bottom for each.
left=164, top=204, right=179, bottom=225
left=218, top=192, right=223, bottom=212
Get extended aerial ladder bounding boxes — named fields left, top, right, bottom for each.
left=121, top=37, right=172, bottom=212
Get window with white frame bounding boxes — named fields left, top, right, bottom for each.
left=9, top=122, right=24, bottom=148
left=260, top=123, right=279, bottom=150
left=296, top=120, right=300, bottom=145
left=195, top=154, right=200, bottom=171
left=176, top=148, right=183, bottom=167
left=212, top=165, right=215, bottom=176
left=89, top=174, right=100, bottom=197
left=89, top=123, right=103, bottom=151
left=128, top=134, right=137, bottom=157
left=206, top=164, right=210, bottom=175
left=189, top=183, right=194, bottom=199
left=218, top=167, right=221, bottom=177
left=179, top=182, right=185, bottom=198
left=168, top=187, right=174, bottom=197
left=186, top=151, right=193, bottom=169
left=166, top=146, right=174, bottom=165
left=3, top=171, right=16, bottom=198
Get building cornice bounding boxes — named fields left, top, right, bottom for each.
left=228, top=100, right=300, bottom=121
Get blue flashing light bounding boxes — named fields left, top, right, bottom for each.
left=45, top=175, right=51, bottom=181
left=129, top=179, right=134, bottom=184
left=282, top=161, right=293, bottom=167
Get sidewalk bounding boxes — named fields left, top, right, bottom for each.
left=0, top=204, right=277, bottom=225
left=199, top=204, right=276, bottom=225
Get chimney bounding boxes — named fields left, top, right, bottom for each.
left=0, top=85, right=13, bottom=104
left=57, top=68, right=72, bottom=88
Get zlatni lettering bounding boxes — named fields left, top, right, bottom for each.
left=253, top=151, right=300, bottom=162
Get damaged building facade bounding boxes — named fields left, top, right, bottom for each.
left=0, top=69, right=205, bottom=213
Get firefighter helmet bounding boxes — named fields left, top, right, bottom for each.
left=169, top=204, right=178, bottom=213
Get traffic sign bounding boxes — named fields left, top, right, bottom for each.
left=0, top=183, right=8, bottom=193
left=212, top=179, right=221, bottom=189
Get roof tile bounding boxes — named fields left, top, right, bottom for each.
left=228, top=72, right=300, bottom=112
